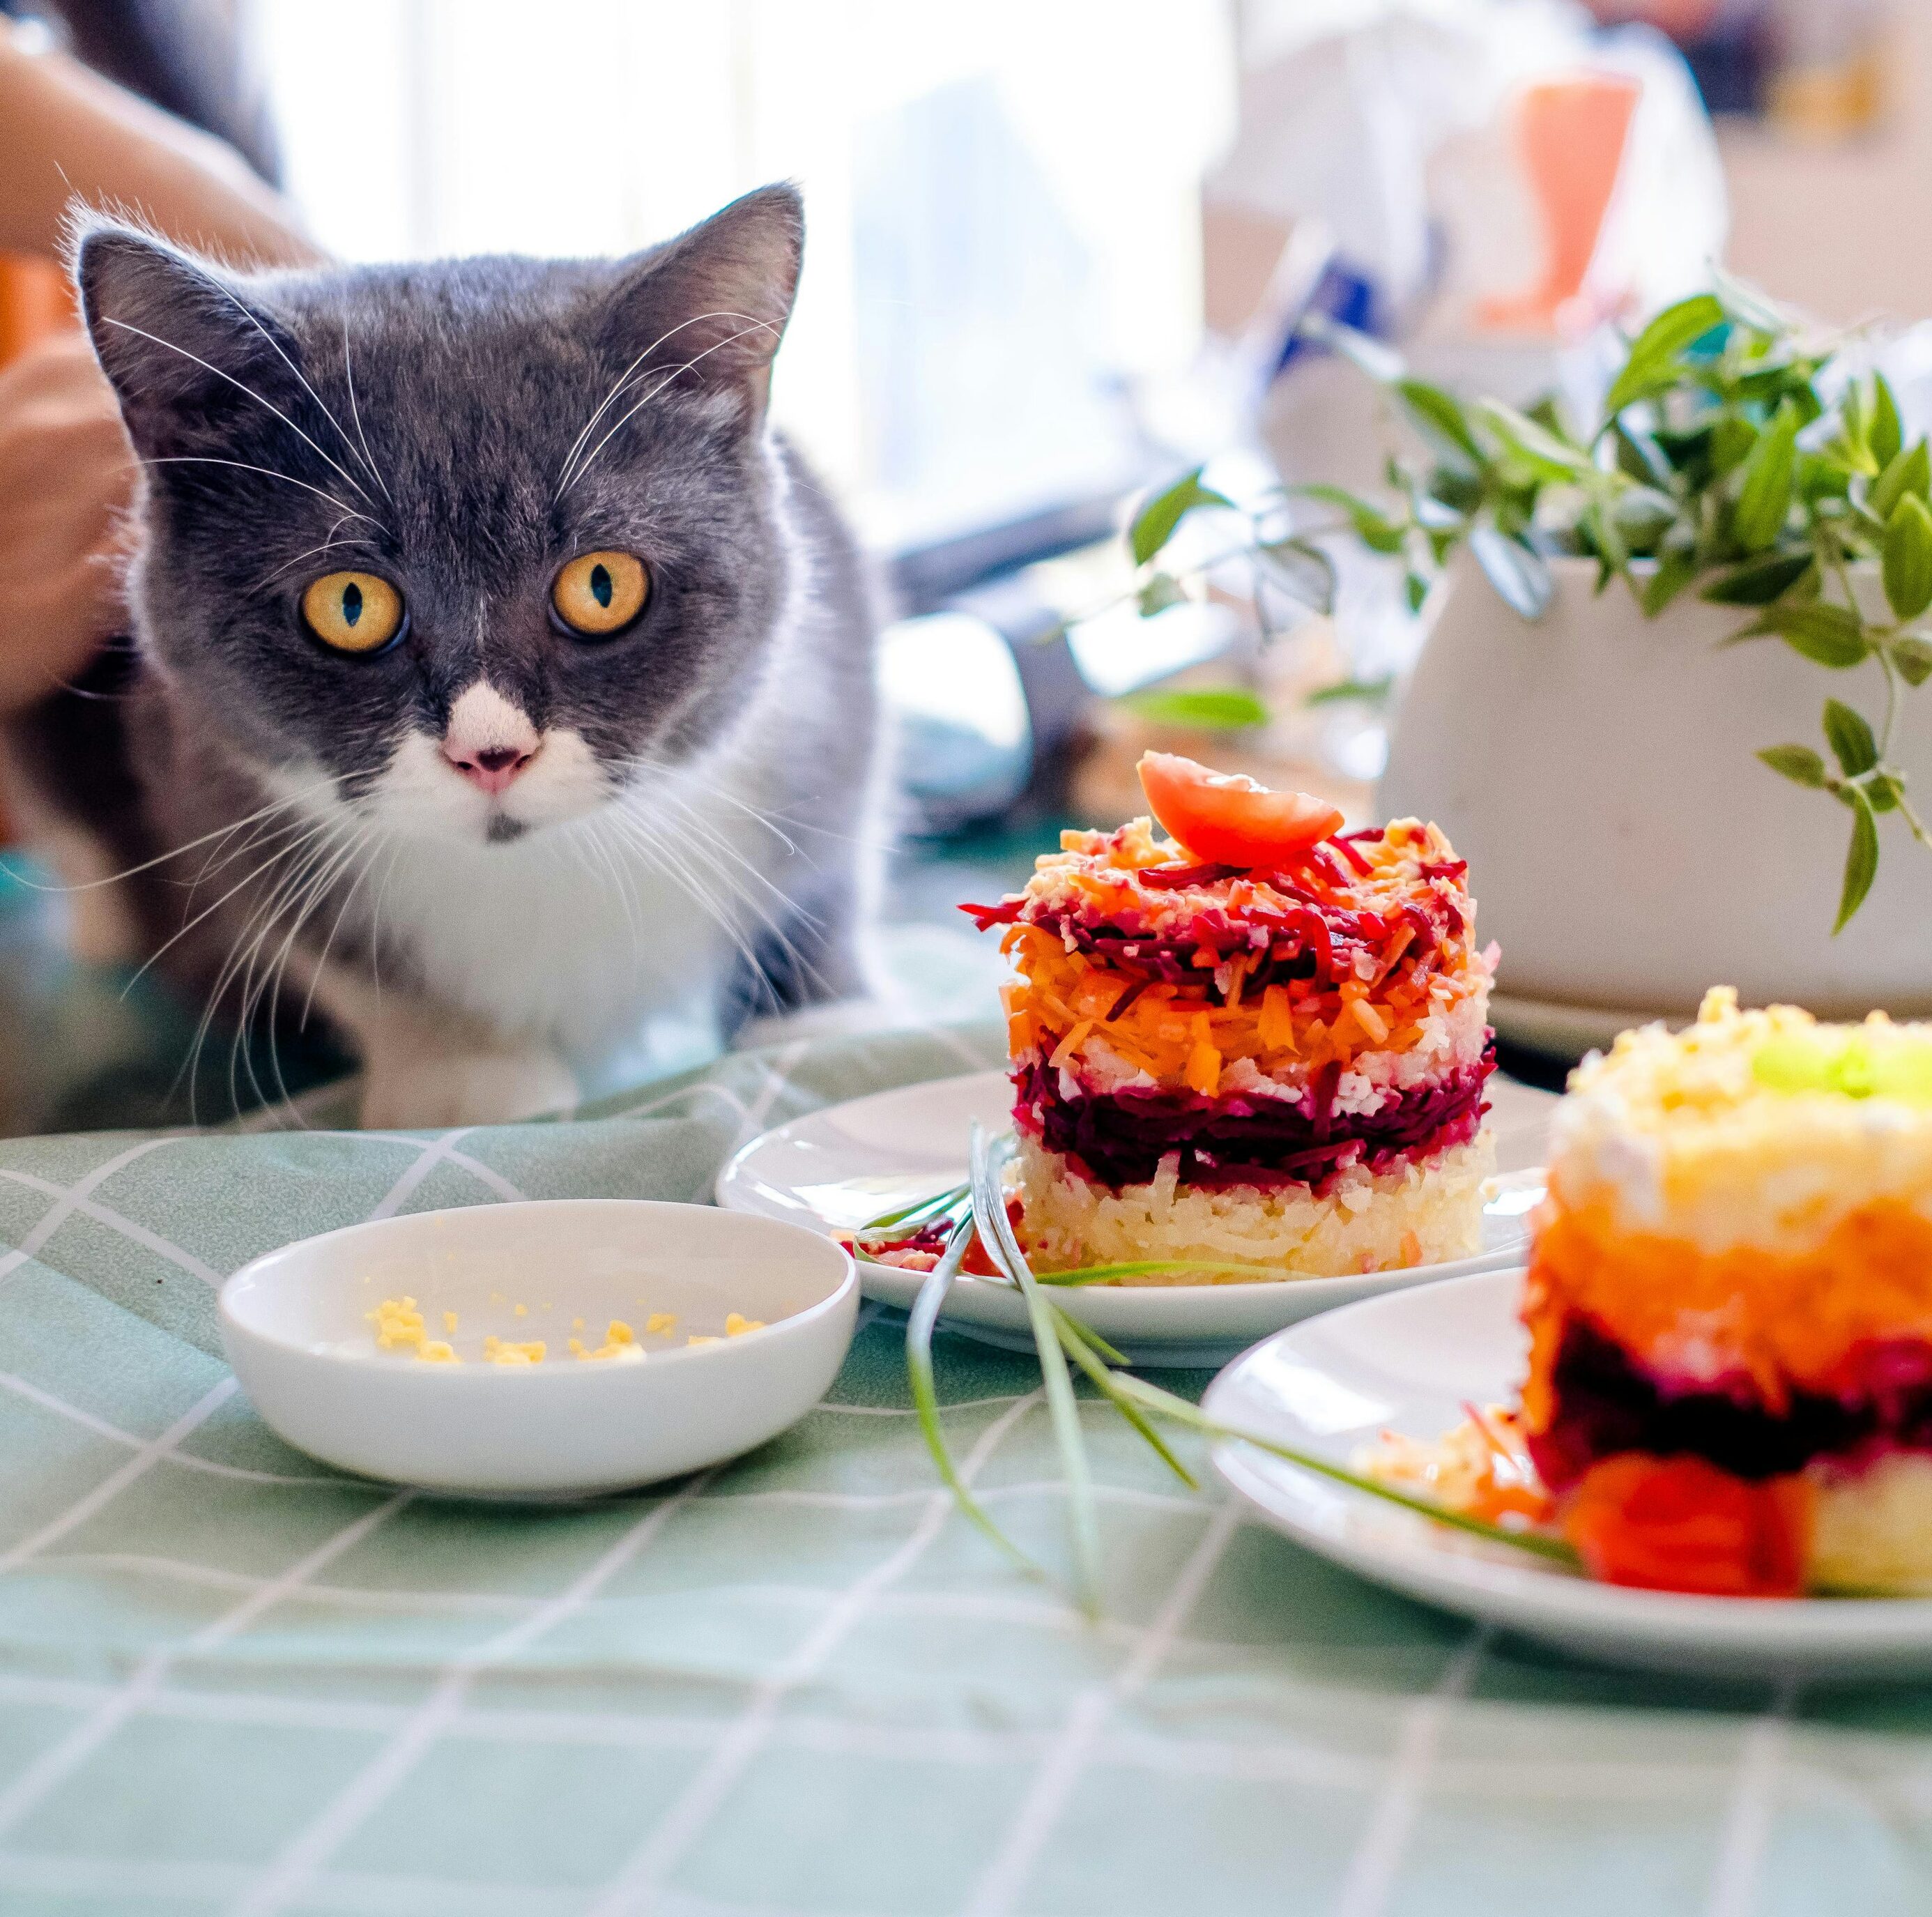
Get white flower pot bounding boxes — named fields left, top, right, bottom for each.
left=1378, top=551, right=1932, bottom=1018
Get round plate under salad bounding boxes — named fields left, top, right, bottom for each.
left=715, top=1069, right=1555, bottom=1367
left=1206, top=1268, right=1932, bottom=1675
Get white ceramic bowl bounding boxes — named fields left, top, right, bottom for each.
left=220, top=1200, right=857, bottom=1497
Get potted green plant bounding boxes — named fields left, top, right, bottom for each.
left=1127, top=280, right=1932, bottom=1023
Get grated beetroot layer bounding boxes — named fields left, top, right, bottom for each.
left=1011, top=1046, right=1495, bottom=1191
left=1528, top=1315, right=1932, bottom=1490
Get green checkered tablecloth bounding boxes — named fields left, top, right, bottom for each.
left=0, top=1021, right=1927, bottom=1917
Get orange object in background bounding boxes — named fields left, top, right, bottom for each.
left=1478, top=70, right=1641, bottom=336
left=0, top=250, right=76, bottom=368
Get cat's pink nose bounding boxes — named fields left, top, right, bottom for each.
left=444, top=741, right=532, bottom=795
left=442, top=683, right=542, bottom=797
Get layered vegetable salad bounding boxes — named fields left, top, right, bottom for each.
left=1379, top=988, right=1932, bottom=1595
left=964, top=754, right=1497, bottom=1281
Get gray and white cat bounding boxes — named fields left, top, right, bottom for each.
left=8, top=185, right=880, bottom=1127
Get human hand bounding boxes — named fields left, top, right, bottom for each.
left=0, top=328, right=137, bottom=715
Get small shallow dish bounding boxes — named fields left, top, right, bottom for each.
left=220, top=1199, right=857, bottom=1497
left=715, top=1069, right=1556, bottom=1367
left=1205, top=1267, right=1932, bottom=1676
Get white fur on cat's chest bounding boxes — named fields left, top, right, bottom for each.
left=362, top=804, right=751, bottom=1056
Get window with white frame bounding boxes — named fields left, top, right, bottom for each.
left=249, top=0, right=1236, bottom=553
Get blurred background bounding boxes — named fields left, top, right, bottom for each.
left=0, top=0, right=1924, bottom=1123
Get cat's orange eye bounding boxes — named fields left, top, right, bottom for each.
left=552, top=551, right=648, bottom=636
left=301, top=572, right=405, bottom=654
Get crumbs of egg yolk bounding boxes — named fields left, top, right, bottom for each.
left=369, top=1297, right=427, bottom=1350
left=482, top=1335, right=546, bottom=1365
left=646, top=1312, right=677, bottom=1334
left=687, top=1334, right=720, bottom=1346
left=443, top=1311, right=458, bottom=1335
left=725, top=1313, right=765, bottom=1337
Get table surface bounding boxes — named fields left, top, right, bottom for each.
left=0, top=1023, right=1926, bottom=1917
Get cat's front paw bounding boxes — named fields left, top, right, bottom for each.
left=359, top=1046, right=578, bottom=1129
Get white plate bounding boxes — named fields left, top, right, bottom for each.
left=1205, top=1267, right=1932, bottom=1676
left=716, top=1070, right=1556, bottom=1368
left=220, top=1200, right=857, bottom=1498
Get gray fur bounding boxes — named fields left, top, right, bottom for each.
left=8, top=185, right=880, bottom=1125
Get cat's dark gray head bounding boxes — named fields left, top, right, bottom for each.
left=77, top=185, right=806, bottom=847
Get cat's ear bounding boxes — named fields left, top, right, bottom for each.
left=74, top=222, right=292, bottom=457
left=600, top=183, right=804, bottom=419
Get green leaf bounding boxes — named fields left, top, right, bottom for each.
left=1304, top=673, right=1395, bottom=708
left=1823, top=698, right=1880, bottom=776
left=1733, top=400, right=1799, bottom=551
left=1885, top=494, right=1932, bottom=621
left=1708, top=415, right=1758, bottom=480
left=1712, top=266, right=1793, bottom=335
left=1868, top=772, right=1903, bottom=814
left=970, top=1125, right=1101, bottom=1614
left=1397, top=379, right=1487, bottom=470
left=1869, top=441, right=1931, bottom=519
left=1758, top=744, right=1829, bottom=788
left=1477, top=399, right=1592, bottom=480
left=1256, top=536, right=1336, bottom=613
left=1699, top=552, right=1814, bottom=605
left=1733, top=602, right=1869, bottom=668
left=1287, top=482, right=1406, bottom=554
left=1892, top=634, right=1932, bottom=685
left=1135, top=573, right=1186, bottom=617
left=1836, top=786, right=1880, bottom=933
left=1118, top=685, right=1268, bottom=731
left=1603, top=293, right=1727, bottom=416
left=1296, top=311, right=1405, bottom=383
left=1470, top=526, right=1552, bottom=620
left=1129, top=466, right=1235, bottom=566
left=905, top=1219, right=1040, bottom=1572
left=1640, top=548, right=1699, bottom=616
left=1612, top=421, right=1676, bottom=488
left=1873, top=373, right=1905, bottom=471
left=1611, top=486, right=1678, bottom=549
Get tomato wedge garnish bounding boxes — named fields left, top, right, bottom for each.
left=1560, top=1453, right=1810, bottom=1598
left=1136, top=752, right=1344, bottom=869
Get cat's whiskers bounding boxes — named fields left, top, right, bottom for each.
left=552, top=308, right=774, bottom=499
left=3, top=780, right=332, bottom=897
left=162, top=814, right=345, bottom=1118
left=247, top=819, right=385, bottom=1120
left=559, top=321, right=777, bottom=499
left=141, top=457, right=383, bottom=530
left=299, top=823, right=393, bottom=1031
left=98, top=316, right=381, bottom=513
left=200, top=280, right=395, bottom=507
left=259, top=518, right=378, bottom=588
left=338, top=315, right=395, bottom=507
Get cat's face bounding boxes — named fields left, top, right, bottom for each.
left=78, top=187, right=806, bottom=848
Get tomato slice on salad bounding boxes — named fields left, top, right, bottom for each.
left=1137, top=752, right=1345, bottom=869
left=1559, top=1453, right=1810, bottom=1598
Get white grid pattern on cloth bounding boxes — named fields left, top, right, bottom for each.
left=960, top=1499, right=1244, bottom=1916
left=578, top=1389, right=1048, bottom=1916
left=220, top=1474, right=717, bottom=1916
left=0, top=1658, right=1846, bottom=1805
left=0, top=1124, right=539, bottom=1854
left=0, top=1135, right=186, bottom=1285
left=1704, top=1676, right=1800, bottom=1917
left=0, top=1163, right=224, bottom=1285
left=0, top=1375, right=239, bottom=1573
left=1328, top=1626, right=1492, bottom=1917
left=0, top=1489, right=411, bottom=1840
